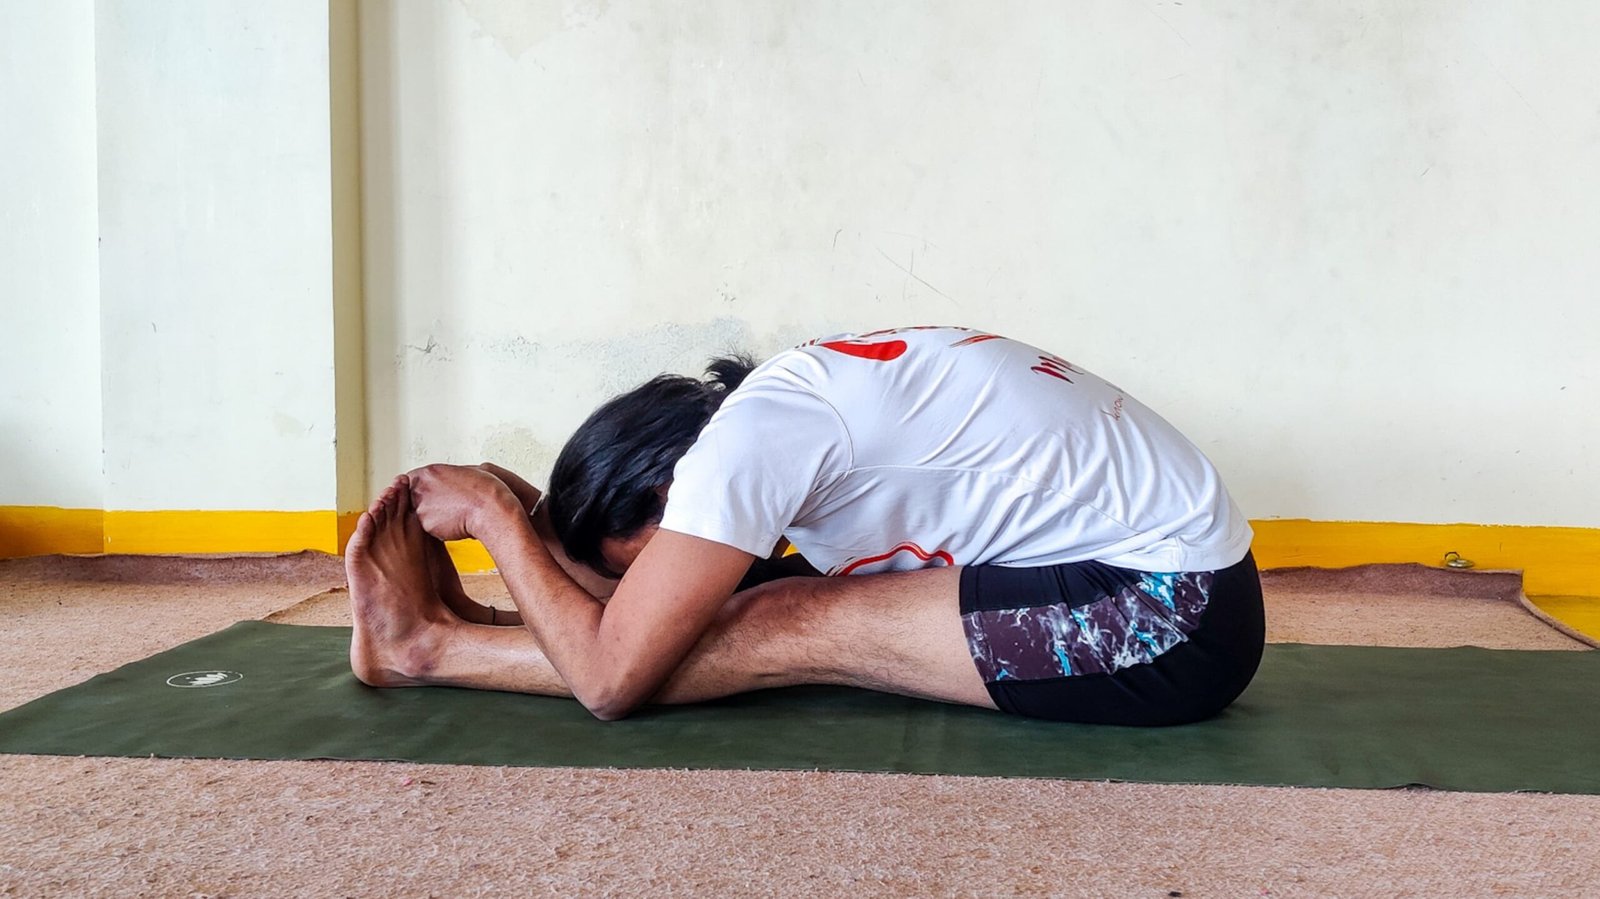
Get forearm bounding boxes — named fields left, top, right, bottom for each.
left=474, top=504, right=618, bottom=713
left=463, top=489, right=750, bottom=721
left=476, top=462, right=618, bottom=600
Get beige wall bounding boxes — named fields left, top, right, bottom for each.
left=361, top=0, right=1600, bottom=527
left=4, top=2, right=1596, bottom=531
left=2, top=1, right=347, bottom=515
left=0, top=0, right=103, bottom=508
left=95, top=0, right=341, bottom=512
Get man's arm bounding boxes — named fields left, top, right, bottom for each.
left=471, top=498, right=754, bottom=720
left=476, top=462, right=540, bottom=512
left=476, top=462, right=620, bottom=600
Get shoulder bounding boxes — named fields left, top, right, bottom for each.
left=715, top=348, right=842, bottom=422
left=673, top=349, right=854, bottom=480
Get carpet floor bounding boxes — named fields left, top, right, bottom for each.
left=1, top=554, right=1595, bottom=897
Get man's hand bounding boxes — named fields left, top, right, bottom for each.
left=477, top=462, right=543, bottom=513
left=404, top=464, right=522, bottom=542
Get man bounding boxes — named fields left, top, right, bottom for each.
left=348, top=326, right=1263, bottom=723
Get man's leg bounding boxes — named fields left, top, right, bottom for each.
left=420, top=533, right=537, bottom=627
left=347, top=483, right=995, bottom=709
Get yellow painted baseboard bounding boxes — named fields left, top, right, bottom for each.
left=337, top=512, right=362, bottom=555
left=103, top=510, right=342, bottom=555
left=4, top=508, right=1596, bottom=599
left=445, top=539, right=496, bottom=573
left=2, top=505, right=491, bottom=572
left=1251, top=519, right=1598, bottom=597
left=0, top=506, right=360, bottom=557
left=1525, top=595, right=1600, bottom=642
left=0, top=507, right=104, bottom=556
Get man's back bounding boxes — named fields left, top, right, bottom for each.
left=663, top=326, right=1252, bottom=575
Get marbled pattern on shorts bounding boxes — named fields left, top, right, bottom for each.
left=963, top=571, right=1214, bottom=682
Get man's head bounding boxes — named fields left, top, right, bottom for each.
left=546, top=355, right=754, bottom=578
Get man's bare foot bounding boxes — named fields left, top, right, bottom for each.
left=346, top=476, right=456, bottom=687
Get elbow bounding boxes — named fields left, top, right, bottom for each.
left=576, top=682, right=642, bottom=722
left=587, top=703, right=630, bottom=722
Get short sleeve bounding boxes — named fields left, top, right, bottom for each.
left=658, top=375, right=848, bottom=558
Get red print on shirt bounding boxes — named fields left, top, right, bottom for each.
left=818, top=339, right=908, bottom=362
left=814, top=326, right=990, bottom=361
left=1031, top=353, right=1084, bottom=384
left=832, top=542, right=955, bottom=576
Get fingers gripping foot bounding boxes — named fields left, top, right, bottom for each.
left=346, top=478, right=457, bottom=687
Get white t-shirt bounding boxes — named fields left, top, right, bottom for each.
left=658, top=326, right=1253, bottom=575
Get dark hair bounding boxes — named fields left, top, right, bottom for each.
left=547, top=354, right=756, bottom=576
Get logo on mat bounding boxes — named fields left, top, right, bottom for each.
left=165, top=670, right=244, bottom=689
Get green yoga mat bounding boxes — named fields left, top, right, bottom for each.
left=1, top=621, right=1596, bottom=794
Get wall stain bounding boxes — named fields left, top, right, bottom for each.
left=455, top=0, right=610, bottom=60
left=479, top=426, right=558, bottom=481
left=398, top=335, right=453, bottom=365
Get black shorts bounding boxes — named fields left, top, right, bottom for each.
left=959, top=552, right=1264, bottom=725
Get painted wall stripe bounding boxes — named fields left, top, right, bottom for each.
left=1250, top=520, right=1599, bottom=597
left=0, top=507, right=103, bottom=556
left=102, top=511, right=342, bottom=555
left=2, top=508, right=1596, bottom=599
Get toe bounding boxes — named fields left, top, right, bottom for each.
left=379, top=481, right=403, bottom=517
left=395, top=478, right=414, bottom=518
left=346, top=511, right=375, bottom=563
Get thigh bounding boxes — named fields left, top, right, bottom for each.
left=697, top=566, right=998, bottom=709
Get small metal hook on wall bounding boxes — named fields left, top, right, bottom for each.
left=1443, top=551, right=1474, bottom=570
